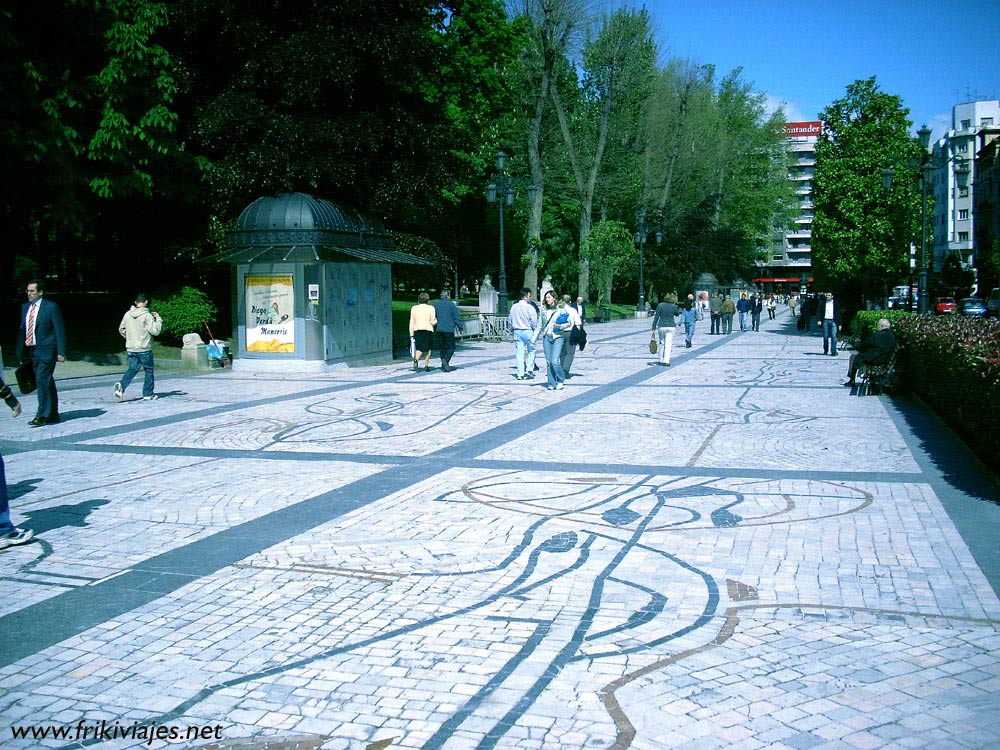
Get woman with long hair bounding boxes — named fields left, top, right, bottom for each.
left=408, top=292, right=437, bottom=372
left=531, top=290, right=574, bottom=390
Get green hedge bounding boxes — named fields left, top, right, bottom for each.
left=152, top=286, right=219, bottom=344
left=849, top=309, right=913, bottom=341
left=867, top=313, right=1000, bottom=472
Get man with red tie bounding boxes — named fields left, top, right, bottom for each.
left=16, top=279, right=66, bottom=427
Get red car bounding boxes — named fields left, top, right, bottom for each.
left=934, top=297, right=956, bottom=314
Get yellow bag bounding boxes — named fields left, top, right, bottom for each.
left=649, top=334, right=658, bottom=354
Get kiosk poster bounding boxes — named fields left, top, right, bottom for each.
left=245, top=275, right=295, bottom=353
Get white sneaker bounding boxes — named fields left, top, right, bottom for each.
left=142, top=395, right=158, bottom=401
left=0, top=528, right=34, bottom=549
left=555, top=383, right=565, bottom=390
left=114, top=382, right=123, bottom=402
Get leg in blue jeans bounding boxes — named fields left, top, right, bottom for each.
left=119, top=352, right=142, bottom=393
left=0, top=453, right=12, bottom=533
left=823, top=320, right=837, bottom=354
left=138, top=351, right=156, bottom=396
left=543, top=335, right=566, bottom=387
left=119, top=351, right=155, bottom=396
left=513, top=329, right=531, bottom=378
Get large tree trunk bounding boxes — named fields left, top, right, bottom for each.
left=523, top=57, right=548, bottom=297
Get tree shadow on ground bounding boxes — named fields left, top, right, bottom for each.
left=23, top=499, right=110, bottom=535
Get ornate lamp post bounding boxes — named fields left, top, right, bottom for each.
left=634, top=211, right=661, bottom=313
left=487, top=151, right=537, bottom=314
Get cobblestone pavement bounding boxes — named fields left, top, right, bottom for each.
left=2, top=312, right=999, bottom=750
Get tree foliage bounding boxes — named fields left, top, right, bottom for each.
left=2, top=0, right=796, bottom=319
left=812, top=77, right=923, bottom=308
left=582, top=220, right=633, bottom=305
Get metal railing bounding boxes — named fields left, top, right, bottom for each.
left=480, top=313, right=513, bottom=341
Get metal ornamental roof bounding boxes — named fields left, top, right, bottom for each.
left=215, top=192, right=435, bottom=266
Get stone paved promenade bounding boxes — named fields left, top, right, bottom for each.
left=2, top=311, right=999, bottom=750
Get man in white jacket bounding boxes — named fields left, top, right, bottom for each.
left=114, top=293, right=163, bottom=401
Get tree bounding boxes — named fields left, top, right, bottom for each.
left=0, top=0, right=196, bottom=287
left=812, top=77, right=923, bottom=310
left=582, top=219, right=633, bottom=305
left=548, top=6, right=655, bottom=299
left=510, top=0, right=591, bottom=296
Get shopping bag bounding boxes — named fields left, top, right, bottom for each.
left=648, top=335, right=658, bottom=354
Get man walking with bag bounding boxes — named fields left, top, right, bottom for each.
left=16, top=279, right=66, bottom=427
left=114, top=293, right=163, bottom=401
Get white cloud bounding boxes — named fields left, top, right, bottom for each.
left=763, top=94, right=807, bottom=124
left=923, top=113, right=952, bottom=143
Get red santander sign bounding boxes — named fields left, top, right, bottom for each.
left=781, top=121, right=823, bottom=137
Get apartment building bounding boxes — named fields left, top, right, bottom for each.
left=758, top=121, right=821, bottom=293
left=974, top=125, right=1000, bottom=291
left=927, top=100, right=1000, bottom=274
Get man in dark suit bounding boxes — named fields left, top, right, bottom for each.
left=16, top=279, right=66, bottom=427
left=845, top=318, right=896, bottom=386
left=572, top=296, right=587, bottom=324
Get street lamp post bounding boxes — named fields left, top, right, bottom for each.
left=486, top=151, right=536, bottom=315
left=634, top=211, right=661, bottom=314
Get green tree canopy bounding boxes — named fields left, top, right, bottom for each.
left=812, top=77, right=923, bottom=308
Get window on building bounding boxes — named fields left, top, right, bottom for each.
left=959, top=187, right=969, bottom=198
left=959, top=209, right=969, bottom=220
left=982, top=117, right=994, bottom=127
left=961, top=119, right=971, bottom=129
left=958, top=232, right=969, bottom=242
left=957, top=143, right=968, bottom=153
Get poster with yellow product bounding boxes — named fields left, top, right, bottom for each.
left=245, top=275, right=295, bottom=353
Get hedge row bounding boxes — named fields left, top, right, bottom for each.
left=850, top=311, right=1000, bottom=471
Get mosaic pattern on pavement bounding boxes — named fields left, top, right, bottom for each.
left=1, top=313, right=998, bottom=750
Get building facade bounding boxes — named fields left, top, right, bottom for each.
left=974, top=126, right=1000, bottom=293
left=757, top=121, right=821, bottom=293
left=928, top=101, right=1000, bottom=275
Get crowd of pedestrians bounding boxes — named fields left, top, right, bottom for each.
left=0, top=283, right=869, bottom=556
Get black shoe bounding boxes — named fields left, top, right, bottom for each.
left=28, top=417, right=45, bottom=427
left=46, top=415, right=60, bottom=424
left=412, top=359, right=418, bottom=372
left=843, top=380, right=855, bottom=387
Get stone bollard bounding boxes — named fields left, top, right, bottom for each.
left=181, top=333, right=209, bottom=370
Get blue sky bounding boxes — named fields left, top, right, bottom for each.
left=642, top=0, right=1000, bottom=141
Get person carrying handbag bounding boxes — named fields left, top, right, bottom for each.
left=651, top=294, right=681, bottom=366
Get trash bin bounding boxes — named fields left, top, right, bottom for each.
left=600, top=306, right=612, bottom=323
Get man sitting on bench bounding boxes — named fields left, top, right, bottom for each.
left=844, top=317, right=897, bottom=387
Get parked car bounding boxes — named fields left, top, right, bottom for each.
left=934, top=297, right=956, bottom=314
left=957, top=297, right=988, bottom=317
left=988, top=288, right=1000, bottom=317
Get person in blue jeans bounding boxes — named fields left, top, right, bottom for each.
left=681, top=294, right=700, bottom=348
left=114, top=293, right=163, bottom=401
left=736, top=292, right=751, bottom=331
left=531, top=290, right=573, bottom=390
left=0, top=374, right=34, bottom=550
left=508, top=288, right=539, bottom=380
left=817, top=291, right=841, bottom=355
